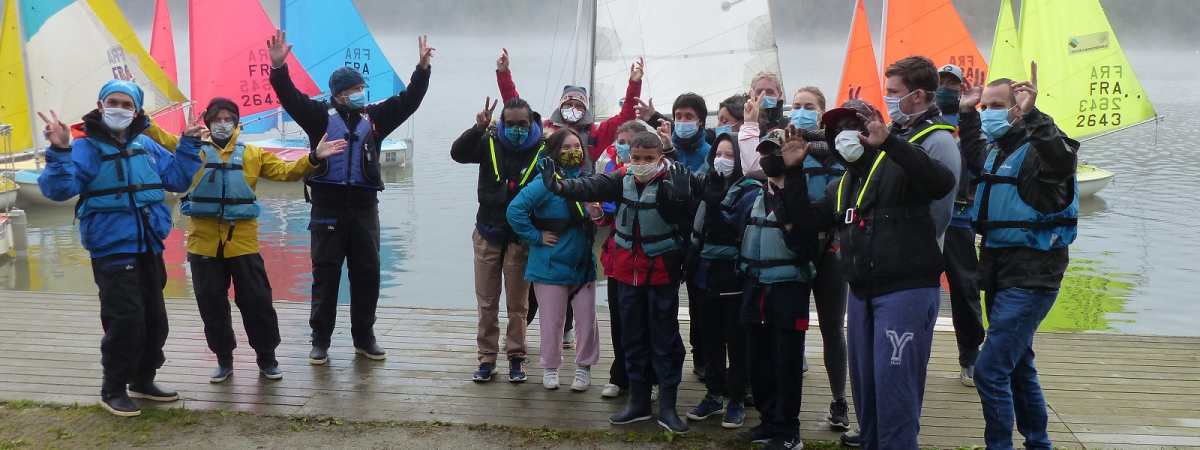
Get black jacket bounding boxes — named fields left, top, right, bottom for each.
left=450, top=125, right=546, bottom=233
left=811, top=130, right=956, bottom=300
left=270, top=63, right=430, bottom=207
left=959, top=108, right=1079, bottom=291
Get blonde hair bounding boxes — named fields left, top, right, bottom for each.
left=751, top=71, right=785, bottom=97
left=794, top=86, right=827, bottom=112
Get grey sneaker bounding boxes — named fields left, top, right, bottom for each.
left=961, top=365, right=976, bottom=387
left=841, top=427, right=861, bottom=447
left=562, top=329, right=575, bottom=348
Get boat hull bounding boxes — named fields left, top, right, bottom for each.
left=14, top=170, right=76, bottom=207
left=1077, top=164, right=1113, bottom=199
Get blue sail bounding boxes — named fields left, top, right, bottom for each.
left=281, top=0, right=405, bottom=103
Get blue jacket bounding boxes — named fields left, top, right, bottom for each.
left=671, top=134, right=710, bottom=173
left=507, top=169, right=597, bottom=285
left=38, top=111, right=202, bottom=258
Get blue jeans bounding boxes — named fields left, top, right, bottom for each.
left=847, top=287, right=940, bottom=450
left=976, top=287, right=1058, bottom=450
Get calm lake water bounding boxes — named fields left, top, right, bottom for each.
left=2, top=33, right=1196, bottom=337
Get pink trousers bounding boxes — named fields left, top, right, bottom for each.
left=533, top=282, right=600, bottom=369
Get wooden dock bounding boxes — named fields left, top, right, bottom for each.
left=0, top=289, right=1197, bottom=449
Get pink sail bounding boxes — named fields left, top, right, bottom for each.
left=188, top=0, right=319, bottom=123
left=148, top=0, right=184, bottom=134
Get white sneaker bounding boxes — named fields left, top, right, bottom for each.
left=961, top=366, right=976, bottom=387
left=562, top=329, right=575, bottom=348
left=571, top=367, right=591, bottom=391
left=543, top=369, right=559, bottom=390
left=600, top=383, right=623, bottom=398
left=650, top=384, right=660, bottom=402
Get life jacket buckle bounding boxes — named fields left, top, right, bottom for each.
left=843, top=208, right=858, bottom=225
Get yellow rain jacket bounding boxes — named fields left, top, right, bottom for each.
left=145, top=123, right=317, bottom=258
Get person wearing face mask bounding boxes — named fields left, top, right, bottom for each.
left=542, top=131, right=698, bottom=433
left=143, top=97, right=347, bottom=384
left=452, top=96, right=548, bottom=383
left=730, top=128, right=823, bottom=450
left=268, top=32, right=433, bottom=365
left=934, top=63, right=988, bottom=389
left=660, top=93, right=710, bottom=172
left=883, top=56, right=962, bottom=248
left=714, top=94, right=749, bottom=139
left=750, top=71, right=788, bottom=133
left=814, top=88, right=956, bottom=450
left=959, top=63, right=1079, bottom=450
left=36, top=79, right=204, bottom=417
left=495, top=48, right=644, bottom=165
left=506, top=129, right=602, bottom=392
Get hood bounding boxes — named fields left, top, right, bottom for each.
left=548, top=104, right=595, bottom=131
left=707, top=132, right=743, bottom=181
left=77, top=108, right=151, bottom=145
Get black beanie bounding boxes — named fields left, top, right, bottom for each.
left=204, top=97, right=241, bottom=126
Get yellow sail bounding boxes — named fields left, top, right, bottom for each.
left=1019, top=0, right=1155, bottom=138
left=0, top=0, right=31, bottom=154
left=986, top=0, right=1026, bottom=84
left=86, top=0, right=187, bottom=105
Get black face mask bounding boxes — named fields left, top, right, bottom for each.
left=761, top=153, right=786, bottom=178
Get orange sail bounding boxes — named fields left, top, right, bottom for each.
left=188, top=0, right=319, bottom=124
left=883, top=0, right=987, bottom=86
left=836, top=0, right=887, bottom=121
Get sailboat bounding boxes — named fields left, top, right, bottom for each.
left=883, top=0, right=988, bottom=87
left=148, top=0, right=186, bottom=135
left=2, top=0, right=189, bottom=207
left=834, top=0, right=888, bottom=118
left=1011, top=0, right=1155, bottom=198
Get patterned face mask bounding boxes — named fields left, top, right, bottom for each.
left=558, top=148, right=584, bottom=168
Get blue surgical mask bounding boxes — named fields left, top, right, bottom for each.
left=980, top=108, right=1014, bottom=140
left=790, top=109, right=820, bottom=131
left=761, top=96, right=778, bottom=109
left=504, top=126, right=530, bottom=144
left=346, top=91, right=367, bottom=109
left=715, top=125, right=733, bottom=136
left=885, top=90, right=920, bottom=124
left=614, top=143, right=631, bottom=162
left=674, top=120, right=699, bottom=139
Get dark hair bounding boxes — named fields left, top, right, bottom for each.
left=543, top=128, right=582, bottom=160
left=708, top=132, right=743, bottom=181
left=672, top=92, right=708, bottom=127
left=884, top=56, right=939, bottom=94
left=795, top=86, right=827, bottom=112
left=986, top=78, right=1019, bottom=105
left=499, top=97, right=534, bottom=125
left=630, top=131, right=662, bottom=151
left=719, top=94, right=748, bottom=122
left=616, top=120, right=648, bottom=135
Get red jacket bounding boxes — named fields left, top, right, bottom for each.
left=604, top=168, right=673, bottom=286
left=496, top=69, right=641, bottom=161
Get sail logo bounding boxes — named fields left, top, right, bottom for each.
left=1068, top=32, right=1111, bottom=55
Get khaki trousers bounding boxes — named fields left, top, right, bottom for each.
left=472, top=229, right=530, bottom=364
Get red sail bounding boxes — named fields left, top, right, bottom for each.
left=883, top=0, right=988, bottom=86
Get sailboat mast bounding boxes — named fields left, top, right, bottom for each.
left=13, top=0, right=41, bottom=158
left=587, top=0, right=597, bottom=103
left=879, top=0, right=888, bottom=77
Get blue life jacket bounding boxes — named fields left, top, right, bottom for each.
left=972, top=142, right=1078, bottom=250
left=739, top=191, right=814, bottom=284
left=181, top=143, right=260, bottom=220
left=308, top=109, right=383, bottom=190
left=691, top=178, right=761, bottom=260
left=77, top=136, right=165, bottom=218
left=614, top=172, right=680, bottom=257
left=802, top=155, right=845, bottom=200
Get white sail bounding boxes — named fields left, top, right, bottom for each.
left=592, top=0, right=779, bottom=119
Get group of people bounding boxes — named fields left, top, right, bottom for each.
left=37, top=27, right=1079, bottom=450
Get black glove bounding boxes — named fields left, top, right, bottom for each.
left=541, top=157, right=560, bottom=193
left=769, top=182, right=792, bottom=224
left=664, top=162, right=692, bottom=200
left=702, top=171, right=726, bottom=206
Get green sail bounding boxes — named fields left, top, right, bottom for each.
left=986, top=0, right=1026, bottom=83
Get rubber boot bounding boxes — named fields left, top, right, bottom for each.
left=609, top=381, right=653, bottom=424
left=656, top=386, right=689, bottom=433
left=100, top=377, right=140, bottom=417
left=128, top=370, right=179, bottom=402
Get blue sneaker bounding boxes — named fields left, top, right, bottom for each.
left=721, top=401, right=745, bottom=429
left=508, top=357, right=527, bottom=382
left=472, top=362, right=497, bottom=382
left=685, top=394, right=724, bottom=420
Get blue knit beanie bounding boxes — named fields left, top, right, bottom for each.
left=98, top=79, right=144, bottom=111
left=329, top=66, right=367, bottom=96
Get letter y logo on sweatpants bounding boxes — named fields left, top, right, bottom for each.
left=886, top=330, right=914, bottom=365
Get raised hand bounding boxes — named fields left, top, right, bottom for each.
left=314, top=133, right=348, bottom=160
left=540, top=157, right=561, bottom=193
left=847, top=85, right=863, bottom=100
left=418, top=35, right=435, bottom=69
left=665, top=162, right=691, bottom=200
left=630, top=56, right=645, bottom=82
left=959, top=79, right=982, bottom=113
left=496, top=48, right=509, bottom=73
left=780, top=124, right=810, bottom=167
left=702, top=170, right=726, bottom=205
left=634, top=97, right=655, bottom=122
left=476, top=96, right=499, bottom=131
left=182, top=112, right=207, bottom=138
left=267, top=29, right=292, bottom=68
left=656, top=118, right=674, bottom=150
left=745, top=90, right=763, bottom=124
left=856, top=112, right=889, bottom=148
left=1013, top=60, right=1038, bottom=113
left=37, top=110, right=70, bottom=148
left=540, top=231, right=560, bottom=247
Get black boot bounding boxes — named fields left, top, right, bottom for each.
left=128, top=372, right=179, bottom=402
left=609, top=381, right=653, bottom=424
left=656, top=386, right=688, bottom=433
left=100, top=378, right=140, bottom=417
left=309, top=344, right=329, bottom=365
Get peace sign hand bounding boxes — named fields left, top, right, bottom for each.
left=496, top=48, right=509, bottom=73
left=847, top=85, right=863, bottom=101
left=182, top=112, right=207, bottom=138
left=630, top=57, right=645, bottom=82
left=418, top=35, right=435, bottom=69
left=38, top=110, right=71, bottom=148
left=476, top=96, right=499, bottom=131
left=856, top=113, right=889, bottom=148
left=745, top=90, right=763, bottom=123
left=1013, top=60, right=1038, bottom=113
left=267, top=29, right=292, bottom=68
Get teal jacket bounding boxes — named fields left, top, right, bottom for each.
left=506, top=168, right=597, bottom=285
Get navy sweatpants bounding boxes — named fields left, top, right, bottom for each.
left=615, top=281, right=685, bottom=389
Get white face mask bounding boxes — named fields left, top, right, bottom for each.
left=210, top=122, right=236, bottom=140
left=713, top=157, right=735, bottom=176
left=630, top=161, right=661, bottom=183
left=102, top=107, right=135, bottom=132
left=561, top=107, right=584, bottom=123
left=835, top=130, right=865, bottom=163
